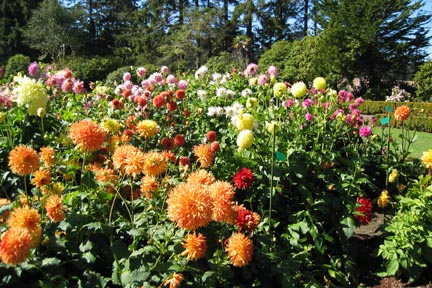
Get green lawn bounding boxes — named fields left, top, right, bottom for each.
left=373, top=127, right=432, bottom=159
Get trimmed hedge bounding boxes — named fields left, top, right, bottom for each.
left=361, top=100, right=432, bottom=132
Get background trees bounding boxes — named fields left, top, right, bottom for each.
left=0, top=0, right=430, bottom=99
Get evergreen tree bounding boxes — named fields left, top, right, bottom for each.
left=314, top=0, right=431, bottom=98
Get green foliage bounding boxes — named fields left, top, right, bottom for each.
left=62, top=56, right=122, bottom=85
left=414, top=61, right=432, bottom=102
left=377, top=176, right=432, bottom=282
left=4, top=54, right=30, bottom=78
left=205, top=52, right=243, bottom=73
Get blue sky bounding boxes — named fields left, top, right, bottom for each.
left=422, top=0, right=432, bottom=57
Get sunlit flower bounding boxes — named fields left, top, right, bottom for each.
left=266, top=121, right=281, bottom=134
left=101, top=118, right=121, bottom=134
left=11, top=74, right=48, bottom=116
left=8, top=145, right=39, bottom=176
left=206, top=131, right=217, bottom=142
left=94, top=167, right=118, bottom=185
left=267, top=66, right=278, bottom=77
left=273, top=82, right=287, bottom=97
left=225, top=233, right=253, bottom=267
left=377, top=190, right=390, bottom=208
left=181, top=233, right=207, bottom=261
left=388, top=169, right=398, bottom=183
left=69, top=120, right=106, bottom=152
left=290, top=81, right=307, bottom=98
left=39, top=147, right=55, bottom=168
left=136, top=120, right=159, bottom=138
left=235, top=113, right=255, bottom=131
left=421, top=149, right=432, bottom=169
left=28, top=62, right=39, bottom=77
left=31, top=168, right=51, bottom=188
left=143, top=151, right=168, bottom=176
left=193, top=144, right=214, bottom=168
left=237, top=130, right=254, bottom=151
left=123, top=149, right=146, bottom=177
left=233, top=167, right=254, bottom=190
left=140, top=175, right=158, bottom=198
left=354, top=197, right=373, bottom=225
left=312, top=77, right=327, bottom=90
left=243, top=63, right=258, bottom=77
left=45, top=195, right=65, bottom=223
left=359, top=126, right=372, bottom=138
left=112, top=144, right=142, bottom=175
left=163, top=273, right=183, bottom=288
left=0, top=228, right=33, bottom=264
left=209, top=181, right=236, bottom=222
left=7, top=206, right=41, bottom=247
left=187, top=169, right=216, bottom=186
left=246, top=97, right=258, bottom=110
left=394, top=105, right=410, bottom=121
left=235, top=205, right=260, bottom=233
left=167, top=182, right=213, bottom=230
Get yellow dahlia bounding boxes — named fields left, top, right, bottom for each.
left=136, top=120, right=159, bottom=138
left=235, top=113, right=255, bottom=131
left=167, top=182, right=213, bottom=230
left=225, top=232, right=254, bottom=267
left=273, top=82, right=287, bottom=97
left=143, top=151, right=168, bottom=177
left=0, top=228, right=33, bottom=264
left=388, top=169, right=398, bottom=183
left=266, top=121, right=281, bottom=134
left=11, top=74, right=48, bottom=116
left=193, top=144, right=214, bottom=168
left=312, top=77, right=327, bottom=90
left=394, top=105, right=411, bottom=121
left=7, top=206, right=41, bottom=247
left=181, top=232, right=207, bottom=261
left=39, top=146, right=55, bottom=168
left=290, top=81, right=307, bottom=98
left=8, top=145, right=40, bottom=176
left=237, top=130, right=254, bottom=151
left=421, top=149, right=432, bottom=169
left=101, top=118, right=121, bottom=134
left=69, top=120, right=106, bottom=152
left=209, top=181, right=236, bottom=222
left=45, top=195, right=65, bottom=223
left=187, top=169, right=216, bottom=186
left=31, top=168, right=51, bottom=188
left=140, top=175, right=159, bottom=198
left=377, top=190, right=390, bottom=208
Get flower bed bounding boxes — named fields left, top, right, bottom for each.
left=0, top=63, right=431, bottom=287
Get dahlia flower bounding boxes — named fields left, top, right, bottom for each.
left=354, top=197, right=373, bottom=225
left=11, top=74, right=48, bottom=116
left=273, top=82, right=287, bottom=97
left=421, top=149, right=432, bottom=169
left=187, top=169, right=216, bottom=186
left=209, top=181, right=236, bottom=222
left=8, top=145, right=40, bottom=176
left=193, top=144, right=214, bottom=168
left=136, top=120, right=159, bottom=138
left=237, top=130, right=254, bottom=151
left=377, top=190, right=390, bottom=208
left=69, top=120, right=106, bottom=152
left=0, top=228, right=33, bottom=264
left=45, top=195, right=65, bottom=222
left=394, top=105, right=410, bottom=121
left=233, top=167, right=254, bottom=190
left=290, top=82, right=307, bottom=98
left=312, top=77, right=327, bottom=90
left=225, top=233, right=254, bottom=267
left=181, top=233, right=207, bottom=261
left=7, top=206, right=42, bottom=247
left=235, top=113, right=255, bottom=131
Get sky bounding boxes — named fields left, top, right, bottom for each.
left=422, top=0, right=432, bottom=57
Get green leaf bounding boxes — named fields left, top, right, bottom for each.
left=386, top=259, right=399, bottom=276
left=41, top=257, right=61, bottom=267
left=340, top=217, right=355, bottom=239
left=111, top=240, right=130, bottom=259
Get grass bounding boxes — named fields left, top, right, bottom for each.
left=373, top=127, right=432, bottom=159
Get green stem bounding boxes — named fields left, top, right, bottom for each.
left=269, top=130, right=276, bottom=231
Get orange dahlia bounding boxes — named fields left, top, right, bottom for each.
left=209, top=181, right=236, bottom=222
left=39, top=147, right=55, bottom=168
left=140, top=175, right=159, bottom=198
left=123, top=149, right=145, bottom=177
left=186, top=169, right=216, bottom=186
left=7, top=206, right=41, bottom=247
left=163, top=273, right=183, bottom=288
left=225, top=232, right=254, bottom=267
left=69, top=120, right=106, bottom=152
left=0, top=228, right=33, bottom=264
left=112, top=144, right=143, bottom=177
left=136, top=120, right=159, bottom=138
left=394, top=105, right=410, bottom=121
left=193, top=144, right=214, bottom=168
left=181, top=232, right=207, bottom=261
left=143, top=151, right=168, bottom=177
left=45, top=195, right=65, bottom=223
left=8, top=145, right=40, bottom=176
left=167, top=182, right=213, bottom=230
left=31, top=168, right=51, bottom=188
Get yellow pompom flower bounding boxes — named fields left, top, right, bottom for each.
left=388, top=169, right=398, bottom=183
left=421, top=149, right=432, bottom=169
left=377, top=190, right=390, bottom=208
left=246, top=97, right=258, bottom=110
left=266, top=121, right=281, bottom=134
left=101, top=119, right=121, bottom=134
left=136, top=120, right=159, bottom=138
left=273, top=82, right=287, bottom=97
left=235, top=113, right=255, bottom=131
left=237, top=130, right=254, bottom=151
left=11, top=74, right=48, bottom=116
left=290, top=81, right=307, bottom=98
left=312, top=77, right=327, bottom=90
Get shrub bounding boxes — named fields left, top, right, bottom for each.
left=205, top=52, right=243, bottom=73
left=414, top=62, right=432, bottom=102
left=4, top=54, right=30, bottom=78
left=61, top=56, right=122, bottom=84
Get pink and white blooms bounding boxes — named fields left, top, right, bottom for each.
left=178, top=80, right=188, bottom=90
left=267, top=66, right=278, bottom=77
left=243, top=63, right=258, bottom=77
left=136, top=67, right=146, bottom=78
left=195, top=66, right=208, bottom=79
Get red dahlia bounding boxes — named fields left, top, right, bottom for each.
left=233, top=167, right=254, bottom=190
left=355, top=197, right=373, bottom=225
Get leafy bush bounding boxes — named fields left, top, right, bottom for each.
left=205, top=52, right=243, bottom=73
left=377, top=175, right=432, bottom=283
left=4, top=54, right=30, bottom=78
left=62, top=56, right=122, bottom=84
left=414, top=61, right=432, bottom=102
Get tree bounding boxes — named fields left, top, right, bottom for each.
left=0, top=0, right=43, bottom=63
left=23, top=0, right=86, bottom=61
left=314, top=0, right=432, bottom=99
